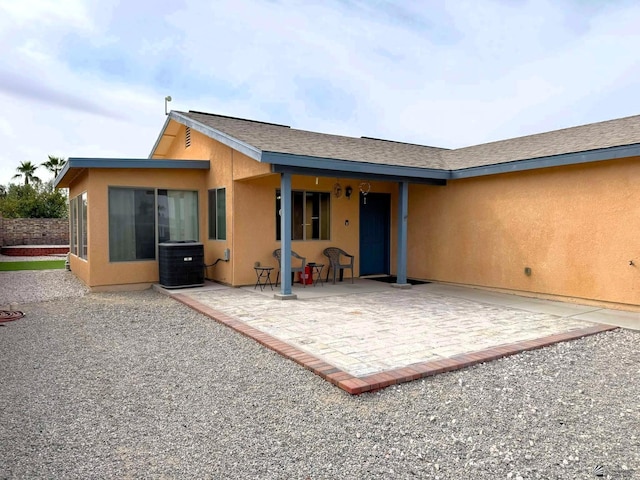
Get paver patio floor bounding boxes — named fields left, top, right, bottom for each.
left=165, top=281, right=621, bottom=394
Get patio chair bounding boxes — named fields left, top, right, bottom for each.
left=323, top=247, right=355, bottom=284
left=273, top=248, right=307, bottom=288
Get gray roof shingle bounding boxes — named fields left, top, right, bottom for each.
left=180, top=111, right=448, bottom=169
left=178, top=110, right=640, bottom=172
left=442, top=114, right=640, bottom=170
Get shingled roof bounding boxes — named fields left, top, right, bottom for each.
left=443, top=114, right=640, bottom=170
left=171, top=110, right=640, bottom=174
left=178, top=111, right=448, bottom=170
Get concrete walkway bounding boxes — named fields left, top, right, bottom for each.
left=159, top=280, right=638, bottom=394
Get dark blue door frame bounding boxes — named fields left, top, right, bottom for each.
left=359, top=192, right=391, bottom=276
left=358, top=182, right=409, bottom=284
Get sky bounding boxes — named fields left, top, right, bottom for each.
left=1, top=0, right=639, bottom=186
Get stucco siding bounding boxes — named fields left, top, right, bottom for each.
left=85, top=168, right=207, bottom=288
left=233, top=148, right=271, bottom=180
left=203, top=136, right=234, bottom=285
left=232, top=175, right=364, bottom=286
left=161, top=124, right=211, bottom=160
left=408, top=158, right=640, bottom=306
left=67, top=171, right=90, bottom=285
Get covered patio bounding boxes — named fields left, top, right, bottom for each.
left=156, top=280, right=635, bottom=394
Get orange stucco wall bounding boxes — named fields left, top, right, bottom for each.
left=154, top=126, right=232, bottom=284
left=232, top=175, right=369, bottom=286
left=66, top=118, right=639, bottom=307
left=81, top=168, right=207, bottom=288
left=408, top=158, right=640, bottom=307
left=68, top=171, right=90, bottom=285
left=153, top=122, right=373, bottom=287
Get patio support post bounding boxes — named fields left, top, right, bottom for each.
left=394, top=180, right=410, bottom=288
left=275, top=172, right=297, bottom=299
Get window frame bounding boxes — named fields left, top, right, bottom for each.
left=108, top=186, right=199, bottom=263
left=70, top=196, right=77, bottom=256
left=276, top=189, right=331, bottom=241
left=208, top=187, right=226, bottom=240
left=80, top=192, right=87, bottom=260
left=69, top=192, right=88, bottom=260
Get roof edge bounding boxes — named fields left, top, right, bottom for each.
left=148, top=114, right=173, bottom=158
left=55, top=158, right=210, bottom=188
left=262, top=151, right=450, bottom=180
left=169, top=111, right=263, bottom=161
left=451, top=143, right=640, bottom=179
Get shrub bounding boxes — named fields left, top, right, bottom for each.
left=0, top=182, right=68, bottom=218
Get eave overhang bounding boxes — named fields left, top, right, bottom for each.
left=54, top=158, right=210, bottom=188
left=450, top=143, right=640, bottom=179
left=263, top=152, right=448, bottom=185
left=151, top=111, right=261, bottom=160
left=154, top=111, right=640, bottom=184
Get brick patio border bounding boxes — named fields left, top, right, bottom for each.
left=173, top=293, right=617, bottom=395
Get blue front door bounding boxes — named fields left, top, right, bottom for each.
left=359, top=192, right=390, bottom=276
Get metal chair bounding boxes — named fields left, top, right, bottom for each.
left=323, top=247, right=355, bottom=284
left=273, top=249, right=307, bottom=288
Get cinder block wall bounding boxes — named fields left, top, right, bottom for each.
left=0, top=217, right=69, bottom=246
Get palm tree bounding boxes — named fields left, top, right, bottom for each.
left=13, top=161, right=41, bottom=185
left=41, top=155, right=66, bottom=178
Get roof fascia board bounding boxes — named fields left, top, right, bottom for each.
left=64, top=158, right=210, bottom=169
left=271, top=164, right=446, bottom=185
left=53, top=160, right=73, bottom=188
left=169, top=111, right=262, bottom=161
left=55, top=158, right=210, bottom=188
left=262, top=151, right=450, bottom=180
left=451, top=143, right=640, bottom=179
left=148, top=115, right=173, bottom=158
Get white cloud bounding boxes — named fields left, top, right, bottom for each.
left=0, top=0, right=92, bottom=26
left=1, top=0, right=640, bottom=185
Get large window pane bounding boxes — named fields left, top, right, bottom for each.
left=109, top=188, right=155, bottom=262
left=158, top=190, right=198, bottom=243
left=319, top=192, right=330, bottom=240
left=292, top=191, right=304, bottom=240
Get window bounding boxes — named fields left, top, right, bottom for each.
left=108, top=187, right=199, bottom=262
left=208, top=188, right=226, bottom=240
left=276, top=189, right=330, bottom=241
left=70, top=196, right=77, bottom=256
left=109, top=188, right=155, bottom=262
left=69, top=192, right=87, bottom=260
left=80, top=192, right=87, bottom=259
left=158, top=190, right=198, bottom=243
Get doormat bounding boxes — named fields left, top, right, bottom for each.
left=366, top=276, right=430, bottom=286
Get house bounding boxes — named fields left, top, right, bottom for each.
left=55, top=110, right=640, bottom=308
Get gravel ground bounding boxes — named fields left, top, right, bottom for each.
left=0, top=270, right=88, bottom=308
left=0, top=272, right=638, bottom=479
